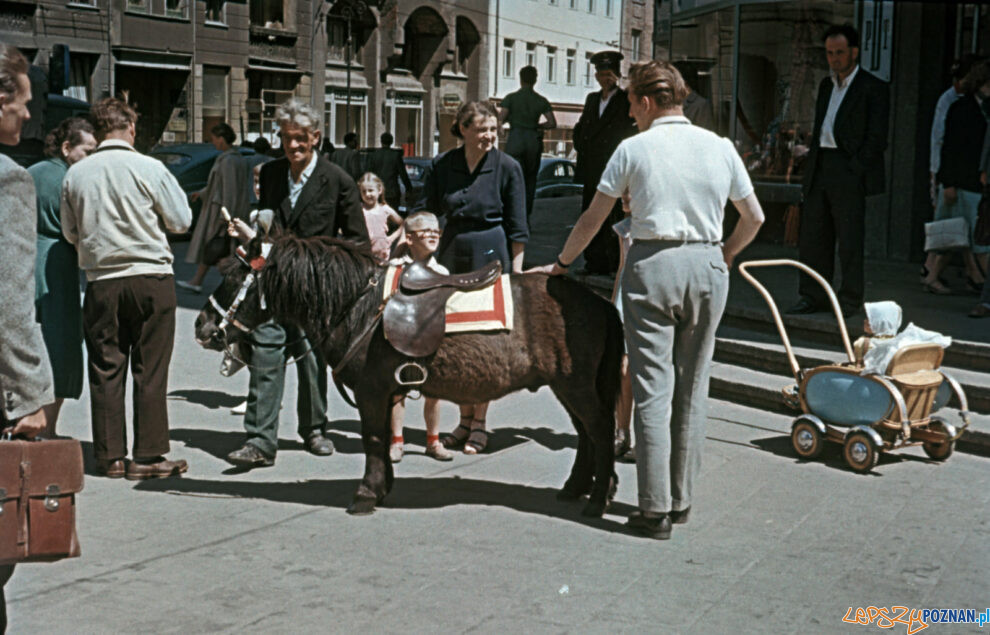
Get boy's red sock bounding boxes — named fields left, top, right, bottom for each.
left=426, top=434, right=439, bottom=445
left=391, top=435, right=403, bottom=444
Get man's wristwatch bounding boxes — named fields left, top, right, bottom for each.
left=556, top=256, right=570, bottom=269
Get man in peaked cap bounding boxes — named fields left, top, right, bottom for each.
left=572, top=50, right=638, bottom=275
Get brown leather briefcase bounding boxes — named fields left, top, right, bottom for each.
left=0, top=438, right=83, bottom=565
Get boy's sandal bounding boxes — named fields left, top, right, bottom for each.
left=442, top=416, right=473, bottom=449
left=463, top=420, right=488, bottom=455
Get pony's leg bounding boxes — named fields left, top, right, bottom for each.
left=553, top=383, right=616, bottom=517
left=556, top=417, right=593, bottom=500
left=347, top=395, right=393, bottom=515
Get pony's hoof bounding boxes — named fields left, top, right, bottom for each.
left=346, top=498, right=378, bottom=515
left=581, top=499, right=608, bottom=517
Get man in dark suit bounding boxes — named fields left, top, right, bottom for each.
left=227, top=99, right=369, bottom=469
left=572, top=50, right=638, bottom=274
left=787, top=24, right=889, bottom=317
left=365, top=132, right=414, bottom=211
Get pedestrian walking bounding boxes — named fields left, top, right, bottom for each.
left=499, top=65, right=556, bottom=219
left=364, top=132, right=414, bottom=211
left=528, top=60, right=765, bottom=540
left=61, top=97, right=192, bottom=480
left=0, top=43, right=56, bottom=631
left=572, top=51, right=638, bottom=275
left=787, top=24, right=889, bottom=318
left=420, top=100, right=528, bottom=454
left=30, top=116, right=97, bottom=435
left=226, top=99, right=369, bottom=469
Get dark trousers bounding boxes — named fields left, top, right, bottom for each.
left=798, top=150, right=866, bottom=308
left=581, top=183, right=624, bottom=274
left=83, top=274, right=175, bottom=461
left=505, top=129, right=542, bottom=219
left=0, top=564, right=12, bottom=633
left=243, top=320, right=328, bottom=458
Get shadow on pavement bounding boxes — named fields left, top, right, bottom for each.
left=328, top=418, right=576, bottom=453
left=131, top=475, right=635, bottom=534
left=168, top=389, right=243, bottom=410
left=750, top=434, right=941, bottom=475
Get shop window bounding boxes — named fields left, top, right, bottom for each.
left=584, top=52, right=592, bottom=86
left=546, top=47, right=556, bottom=83
left=671, top=7, right=736, bottom=137
left=503, top=39, right=514, bottom=78
left=631, top=30, right=641, bottom=61
left=526, top=43, right=536, bottom=68
left=566, top=49, right=576, bottom=85
left=251, top=0, right=283, bottom=29
left=202, top=67, right=228, bottom=141
left=205, top=0, right=225, bottom=24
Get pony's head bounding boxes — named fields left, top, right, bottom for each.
left=194, top=236, right=273, bottom=351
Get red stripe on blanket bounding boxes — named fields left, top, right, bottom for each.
left=446, top=279, right=507, bottom=325
left=389, top=265, right=402, bottom=294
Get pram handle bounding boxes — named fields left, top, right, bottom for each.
left=737, top=259, right=856, bottom=382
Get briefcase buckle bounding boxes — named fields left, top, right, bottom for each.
left=44, top=485, right=60, bottom=512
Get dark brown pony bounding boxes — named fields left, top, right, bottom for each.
left=195, top=235, right=622, bottom=516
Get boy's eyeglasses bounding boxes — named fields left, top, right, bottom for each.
left=410, top=230, right=441, bottom=238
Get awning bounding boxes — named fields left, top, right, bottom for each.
left=246, top=64, right=304, bottom=75
left=325, top=67, right=371, bottom=91
left=553, top=109, right=583, bottom=129
left=113, top=48, right=191, bottom=71
left=385, top=72, right=426, bottom=94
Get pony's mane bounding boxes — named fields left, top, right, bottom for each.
left=259, top=235, right=381, bottom=333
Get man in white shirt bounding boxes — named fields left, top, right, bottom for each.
left=61, top=97, right=192, bottom=480
left=787, top=24, right=889, bottom=318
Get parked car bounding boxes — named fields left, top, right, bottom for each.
left=535, top=156, right=581, bottom=199
left=401, top=156, right=432, bottom=214
left=150, top=143, right=256, bottom=235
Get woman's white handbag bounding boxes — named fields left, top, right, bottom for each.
left=924, top=217, right=969, bottom=251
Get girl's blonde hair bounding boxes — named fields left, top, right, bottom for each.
left=357, top=172, right=386, bottom=205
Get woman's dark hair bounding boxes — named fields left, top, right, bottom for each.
left=627, top=60, right=687, bottom=110
left=450, top=101, right=498, bottom=139
left=211, top=122, right=236, bottom=145
left=0, top=44, right=28, bottom=100
left=823, top=23, right=860, bottom=48
left=43, top=116, right=95, bottom=158
left=252, top=136, right=271, bottom=154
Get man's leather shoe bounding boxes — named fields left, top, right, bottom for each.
left=626, top=511, right=672, bottom=540
left=969, top=303, right=990, bottom=318
left=669, top=507, right=691, bottom=525
left=226, top=445, right=274, bottom=468
left=125, top=457, right=188, bottom=480
left=785, top=298, right=819, bottom=315
left=305, top=431, right=335, bottom=456
left=95, top=458, right=126, bottom=479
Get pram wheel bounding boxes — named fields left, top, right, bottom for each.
left=922, top=418, right=955, bottom=461
left=843, top=432, right=880, bottom=473
left=791, top=420, right=824, bottom=459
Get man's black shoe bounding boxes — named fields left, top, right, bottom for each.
left=226, top=444, right=274, bottom=468
left=305, top=431, right=335, bottom=456
left=785, top=298, right=819, bottom=315
left=626, top=511, right=672, bottom=540
left=669, top=507, right=691, bottom=524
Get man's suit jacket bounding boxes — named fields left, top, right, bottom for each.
left=572, top=88, right=638, bottom=187
left=259, top=154, right=369, bottom=243
left=804, top=68, right=890, bottom=196
left=366, top=147, right=413, bottom=204
left=0, top=154, right=54, bottom=421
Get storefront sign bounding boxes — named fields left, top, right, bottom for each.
left=331, top=90, right=367, bottom=104
left=395, top=93, right=421, bottom=106
left=442, top=93, right=461, bottom=109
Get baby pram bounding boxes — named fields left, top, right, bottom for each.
left=737, top=259, right=971, bottom=472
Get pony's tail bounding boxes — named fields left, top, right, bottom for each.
left=596, top=304, right=623, bottom=432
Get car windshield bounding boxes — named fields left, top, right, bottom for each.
left=405, top=163, right=426, bottom=180
left=154, top=153, right=192, bottom=169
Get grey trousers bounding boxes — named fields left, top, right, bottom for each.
left=621, top=241, right=728, bottom=514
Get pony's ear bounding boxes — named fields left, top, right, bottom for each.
left=256, top=209, right=275, bottom=236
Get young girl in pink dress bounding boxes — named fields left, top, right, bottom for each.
left=357, top=172, right=403, bottom=261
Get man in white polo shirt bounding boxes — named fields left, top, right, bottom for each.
left=62, top=97, right=192, bottom=480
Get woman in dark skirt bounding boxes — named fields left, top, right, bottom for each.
left=421, top=100, right=529, bottom=453
left=30, top=116, right=97, bottom=434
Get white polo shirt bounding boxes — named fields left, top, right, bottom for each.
left=597, top=116, right=753, bottom=242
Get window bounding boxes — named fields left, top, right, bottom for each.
left=526, top=43, right=536, bottom=68
left=327, top=16, right=346, bottom=61
left=250, top=0, right=283, bottom=29
left=165, top=0, right=186, bottom=19
left=202, top=67, right=228, bottom=140
left=605, top=0, right=613, bottom=17
left=568, top=0, right=576, bottom=8
left=205, top=0, right=225, bottom=23
left=565, top=49, right=576, bottom=85
left=546, top=47, right=556, bottom=83
left=503, top=39, right=514, bottom=78
left=586, top=0, right=594, bottom=13
left=631, top=30, right=642, bottom=61
left=584, top=52, right=592, bottom=86
left=126, top=0, right=148, bottom=14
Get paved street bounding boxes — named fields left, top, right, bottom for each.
left=8, top=198, right=990, bottom=633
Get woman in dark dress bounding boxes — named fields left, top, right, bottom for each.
left=421, top=100, right=528, bottom=453
left=29, top=117, right=97, bottom=434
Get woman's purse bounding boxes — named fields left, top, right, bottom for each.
left=924, top=217, right=970, bottom=252
left=0, top=435, right=83, bottom=565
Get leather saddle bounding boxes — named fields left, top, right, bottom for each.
left=383, top=260, right=503, bottom=358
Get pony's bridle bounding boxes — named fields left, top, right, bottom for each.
left=208, top=244, right=269, bottom=336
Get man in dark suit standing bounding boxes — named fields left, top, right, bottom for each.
left=365, top=132, right=414, bottom=211
left=787, top=24, right=889, bottom=317
left=227, top=99, right=369, bottom=469
left=572, top=51, right=638, bottom=274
